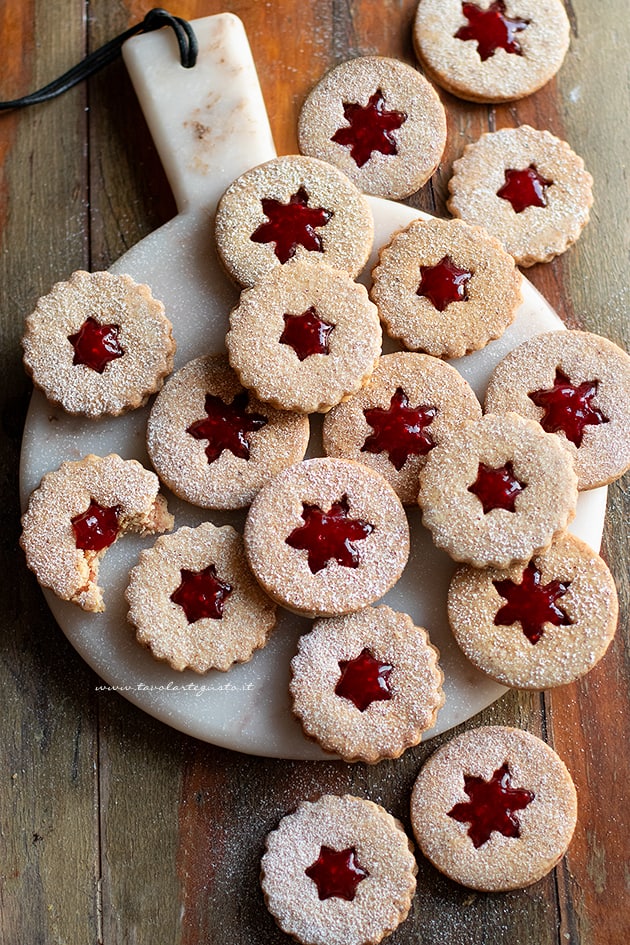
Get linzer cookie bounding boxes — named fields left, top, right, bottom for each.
left=290, top=606, right=444, bottom=763
left=323, top=352, right=482, bottom=503
left=22, top=270, right=175, bottom=417
left=410, top=726, right=577, bottom=890
left=244, top=458, right=410, bottom=617
left=484, top=330, right=630, bottom=490
left=370, top=217, right=522, bottom=358
left=417, top=412, right=578, bottom=568
left=146, top=354, right=310, bottom=510
left=413, top=0, right=570, bottom=104
left=20, top=453, right=173, bottom=613
left=261, top=794, right=417, bottom=945
left=448, top=532, right=619, bottom=689
left=297, top=56, right=447, bottom=199
left=214, top=155, right=374, bottom=287
left=126, top=522, right=277, bottom=673
left=448, top=125, right=593, bottom=266
left=226, top=260, right=381, bottom=414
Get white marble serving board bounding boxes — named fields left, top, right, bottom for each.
left=19, top=14, right=607, bottom=760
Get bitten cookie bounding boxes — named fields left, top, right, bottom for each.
left=413, top=0, right=570, bottom=103
left=484, top=329, right=630, bottom=489
left=410, top=726, right=577, bottom=891
left=215, top=155, right=374, bottom=287
left=126, top=522, right=277, bottom=673
left=448, top=532, right=618, bottom=689
left=20, top=453, right=173, bottom=613
left=261, top=794, right=417, bottom=945
left=22, top=270, right=175, bottom=417
left=298, top=56, right=447, bottom=199
left=448, top=125, right=593, bottom=267
left=370, top=217, right=522, bottom=358
left=226, top=260, right=381, bottom=414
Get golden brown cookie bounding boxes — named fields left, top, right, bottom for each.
left=261, top=793, right=417, bottom=945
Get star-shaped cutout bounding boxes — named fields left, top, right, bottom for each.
left=448, top=763, right=535, bottom=848
left=455, top=0, right=529, bottom=62
left=186, top=392, right=267, bottom=464
left=250, top=186, right=333, bottom=263
left=335, top=648, right=394, bottom=712
left=68, top=317, right=124, bottom=373
left=331, top=88, right=407, bottom=168
left=493, top=562, right=572, bottom=645
left=528, top=368, right=608, bottom=448
left=305, top=845, right=369, bottom=901
left=362, top=387, right=437, bottom=471
left=279, top=306, right=334, bottom=361
left=71, top=500, right=120, bottom=552
left=285, top=495, right=374, bottom=574
left=497, top=164, right=553, bottom=214
left=170, top=564, right=233, bottom=623
left=417, top=255, right=473, bottom=312
left=468, top=461, right=525, bottom=514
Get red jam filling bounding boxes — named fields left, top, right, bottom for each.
left=285, top=495, right=374, bottom=574
left=448, top=763, right=535, bottom=848
left=71, top=500, right=120, bottom=552
left=455, top=1, right=529, bottom=62
left=494, top=562, right=571, bottom=645
left=68, top=317, right=124, bottom=373
left=497, top=164, right=553, bottom=213
left=528, top=368, right=608, bottom=448
left=335, top=647, right=394, bottom=711
left=250, top=186, right=333, bottom=264
left=305, top=846, right=369, bottom=901
left=170, top=564, right=232, bottom=623
left=362, top=387, right=437, bottom=471
left=186, top=392, right=267, bottom=464
left=331, top=89, right=407, bottom=168
left=468, top=461, right=525, bottom=513
left=417, top=255, right=473, bottom=312
left=279, top=306, right=334, bottom=361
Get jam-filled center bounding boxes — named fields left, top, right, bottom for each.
left=455, top=1, right=529, bottom=61
left=528, top=368, right=609, bottom=448
left=280, top=306, right=334, bottom=361
left=448, top=763, right=535, bottom=848
left=468, top=461, right=525, bottom=513
left=170, top=564, right=233, bottom=623
left=250, top=186, right=333, bottom=264
left=362, top=387, right=437, bottom=471
left=497, top=164, right=553, bottom=213
left=71, top=500, right=120, bottom=552
left=305, top=845, right=369, bottom=901
left=285, top=495, right=374, bottom=574
left=186, top=392, right=267, bottom=464
left=68, top=317, right=124, bottom=373
left=494, top=562, right=572, bottom=644
left=417, top=255, right=473, bottom=312
left=331, top=88, right=407, bottom=168
left=335, top=647, right=394, bottom=711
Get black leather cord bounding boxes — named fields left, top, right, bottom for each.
left=0, top=8, right=198, bottom=111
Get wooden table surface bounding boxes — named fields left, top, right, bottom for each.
left=1, top=2, right=628, bottom=943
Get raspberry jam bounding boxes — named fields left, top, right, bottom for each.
left=455, top=1, right=529, bottom=62
left=448, top=763, right=535, bottom=848
left=468, top=461, right=525, bottom=513
left=497, top=165, right=553, bottom=213
left=279, top=306, right=334, bottom=361
left=71, top=500, right=120, bottom=552
left=528, top=368, right=608, bottom=448
left=68, top=317, right=124, bottom=373
left=331, top=89, right=407, bottom=168
left=285, top=495, right=374, bottom=574
left=335, top=648, right=394, bottom=711
left=305, top=846, right=369, bottom=901
left=187, top=392, right=267, bottom=464
left=170, top=564, right=232, bottom=623
left=362, top=387, right=437, bottom=470
left=417, top=255, right=472, bottom=312
left=250, top=186, right=333, bottom=263
left=494, top=562, right=572, bottom=644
